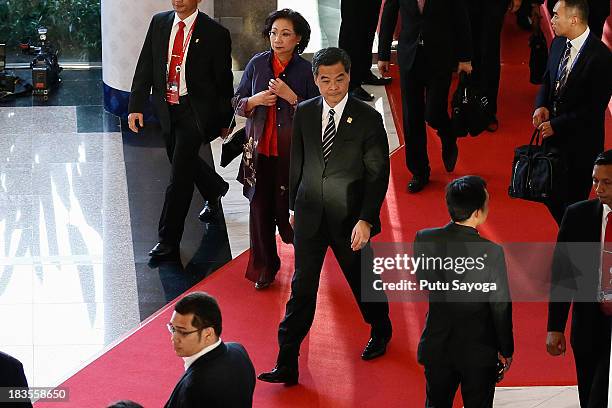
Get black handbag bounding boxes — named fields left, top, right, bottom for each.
left=451, top=72, right=493, bottom=137
left=529, top=24, right=548, bottom=85
left=220, top=104, right=246, bottom=168
left=508, top=129, right=567, bottom=203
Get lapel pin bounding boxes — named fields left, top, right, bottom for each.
left=195, top=38, right=200, bottom=43
left=347, top=117, right=353, bottom=124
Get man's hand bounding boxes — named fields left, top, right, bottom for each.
left=458, top=61, right=473, bottom=75
left=289, top=213, right=295, bottom=228
left=128, top=113, right=144, bottom=133
left=532, top=107, right=549, bottom=128
left=539, top=121, right=555, bottom=138
left=219, top=128, right=231, bottom=141
left=268, top=78, right=297, bottom=105
left=508, top=0, right=522, bottom=13
left=546, top=331, right=566, bottom=356
left=378, top=60, right=390, bottom=76
left=351, top=220, right=371, bottom=251
left=499, top=353, right=513, bottom=373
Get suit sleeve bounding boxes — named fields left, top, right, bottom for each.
left=128, top=16, right=156, bottom=114
left=212, top=28, right=235, bottom=129
left=377, top=0, right=399, bottom=62
left=547, top=208, right=576, bottom=332
left=488, top=246, right=514, bottom=358
left=549, top=46, right=612, bottom=137
left=451, top=0, right=472, bottom=63
left=289, top=105, right=304, bottom=212
left=359, top=112, right=390, bottom=227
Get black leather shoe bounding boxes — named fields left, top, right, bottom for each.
left=441, top=139, right=459, bottom=172
left=361, top=336, right=391, bottom=361
left=198, top=197, right=220, bottom=223
left=254, top=280, right=272, bottom=290
left=362, top=71, right=392, bottom=86
left=486, top=117, right=499, bottom=132
left=257, top=365, right=299, bottom=385
left=350, top=86, right=375, bottom=102
left=148, top=242, right=178, bottom=257
left=407, top=175, right=429, bottom=193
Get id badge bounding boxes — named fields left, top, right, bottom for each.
left=166, top=81, right=180, bottom=104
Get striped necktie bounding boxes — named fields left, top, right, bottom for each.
left=322, top=109, right=336, bottom=162
left=555, top=41, right=572, bottom=95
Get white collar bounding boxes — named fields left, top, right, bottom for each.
left=568, top=26, right=589, bottom=50
left=182, top=338, right=222, bottom=371
left=603, top=203, right=611, bottom=219
left=173, top=9, right=199, bottom=29
left=322, top=92, right=349, bottom=119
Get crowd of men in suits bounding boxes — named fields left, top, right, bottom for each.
left=2, top=0, right=609, bottom=407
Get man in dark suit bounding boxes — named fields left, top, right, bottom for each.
left=338, top=0, right=392, bottom=102
left=533, top=0, right=612, bottom=225
left=128, top=0, right=234, bottom=257
left=547, top=151, right=612, bottom=408
left=414, top=176, right=514, bottom=408
left=164, top=292, right=255, bottom=408
left=467, top=0, right=522, bottom=131
left=258, top=47, right=392, bottom=385
left=0, top=351, right=32, bottom=408
left=378, top=0, right=473, bottom=193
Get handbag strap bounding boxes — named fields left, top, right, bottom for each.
left=529, top=128, right=542, bottom=146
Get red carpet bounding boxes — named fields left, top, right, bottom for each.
left=37, top=12, right=611, bottom=408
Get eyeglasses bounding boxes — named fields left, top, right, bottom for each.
left=269, top=31, right=295, bottom=39
left=167, top=323, right=201, bottom=337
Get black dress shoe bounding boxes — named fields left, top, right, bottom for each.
left=407, top=175, right=429, bottom=193
left=362, top=71, right=392, bottom=86
left=254, top=280, right=272, bottom=290
left=198, top=196, right=221, bottom=223
left=148, top=242, right=178, bottom=257
left=486, top=117, right=499, bottom=132
left=361, top=336, right=391, bottom=361
left=350, top=86, right=375, bottom=102
left=441, top=139, right=459, bottom=172
left=257, top=365, right=298, bottom=385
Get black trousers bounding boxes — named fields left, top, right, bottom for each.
left=574, top=335, right=611, bottom=408
left=158, top=98, right=228, bottom=244
left=338, top=0, right=383, bottom=89
left=424, top=364, right=497, bottom=408
left=276, top=212, right=392, bottom=366
left=245, top=155, right=293, bottom=284
left=399, top=47, right=454, bottom=177
left=467, top=0, right=509, bottom=116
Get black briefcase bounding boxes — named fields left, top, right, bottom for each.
left=220, top=127, right=246, bottom=167
left=529, top=25, right=548, bottom=85
left=451, top=72, right=493, bottom=137
left=508, top=129, right=566, bottom=203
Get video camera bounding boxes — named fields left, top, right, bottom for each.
left=20, top=27, right=62, bottom=98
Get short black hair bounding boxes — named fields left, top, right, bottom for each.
left=595, top=150, right=612, bottom=166
left=312, top=47, right=351, bottom=77
left=174, top=292, right=222, bottom=337
left=107, top=401, right=144, bottom=408
left=262, top=9, right=311, bottom=54
left=446, top=176, right=488, bottom=222
left=560, top=0, right=589, bottom=22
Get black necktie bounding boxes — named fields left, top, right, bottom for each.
left=322, top=109, right=336, bottom=162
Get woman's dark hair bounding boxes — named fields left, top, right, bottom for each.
left=445, top=176, right=488, bottom=222
left=311, top=47, right=351, bottom=77
left=262, top=8, right=311, bottom=54
left=175, top=292, right=222, bottom=337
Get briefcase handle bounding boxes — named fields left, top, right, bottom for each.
left=528, top=128, right=542, bottom=147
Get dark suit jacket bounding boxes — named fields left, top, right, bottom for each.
left=414, top=223, right=514, bottom=367
left=0, top=351, right=32, bottom=408
left=129, top=11, right=234, bottom=142
left=164, top=342, right=255, bottom=408
left=548, top=199, right=612, bottom=351
left=289, top=96, right=390, bottom=239
left=535, top=33, right=612, bottom=173
left=378, top=0, right=472, bottom=73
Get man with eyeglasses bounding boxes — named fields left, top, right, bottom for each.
left=164, top=292, right=255, bottom=408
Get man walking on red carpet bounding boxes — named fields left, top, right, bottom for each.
left=547, top=150, right=612, bottom=408
left=164, top=292, right=255, bottom=408
left=258, top=47, right=392, bottom=385
left=414, top=176, right=514, bottom=407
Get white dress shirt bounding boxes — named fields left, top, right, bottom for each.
left=167, top=10, right=198, bottom=96
left=321, top=92, right=349, bottom=141
left=565, top=26, right=590, bottom=76
left=183, top=338, right=222, bottom=371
